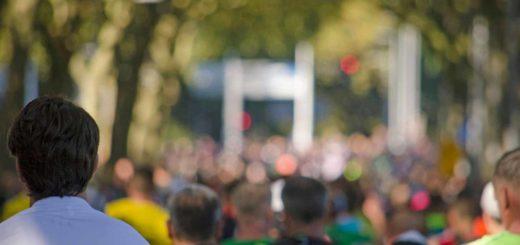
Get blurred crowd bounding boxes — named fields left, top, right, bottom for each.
left=0, top=122, right=504, bottom=245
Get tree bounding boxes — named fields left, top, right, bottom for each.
left=108, top=1, right=163, bottom=164
left=33, top=0, right=104, bottom=98
left=0, top=0, right=38, bottom=169
left=378, top=0, right=513, bottom=168
left=193, top=0, right=342, bottom=60
left=504, top=0, right=520, bottom=145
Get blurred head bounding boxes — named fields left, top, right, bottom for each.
left=282, top=176, right=327, bottom=226
left=114, top=158, right=135, bottom=185
left=127, top=167, right=155, bottom=198
left=447, top=198, right=478, bottom=241
left=389, top=183, right=411, bottom=209
left=493, top=148, right=520, bottom=233
left=8, top=96, right=99, bottom=201
left=387, top=210, right=427, bottom=245
left=480, top=182, right=502, bottom=234
left=231, top=183, right=272, bottom=237
left=167, top=184, right=221, bottom=244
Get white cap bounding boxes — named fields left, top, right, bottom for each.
left=480, top=182, right=500, bottom=219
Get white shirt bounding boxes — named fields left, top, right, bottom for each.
left=0, top=196, right=149, bottom=245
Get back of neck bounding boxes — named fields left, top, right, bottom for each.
left=285, top=221, right=325, bottom=239
left=236, top=223, right=268, bottom=240
left=508, top=220, right=520, bottom=234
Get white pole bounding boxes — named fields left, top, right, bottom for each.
left=403, top=24, right=422, bottom=146
left=292, top=42, right=314, bottom=153
left=223, top=58, right=244, bottom=154
left=467, top=17, right=488, bottom=160
left=388, top=31, right=402, bottom=154
left=388, top=24, right=421, bottom=154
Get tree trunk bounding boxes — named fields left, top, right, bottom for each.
left=108, top=3, right=160, bottom=165
left=0, top=31, right=28, bottom=170
left=39, top=32, right=75, bottom=98
left=33, top=3, right=76, bottom=98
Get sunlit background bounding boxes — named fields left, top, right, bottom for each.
left=0, top=0, right=519, bottom=237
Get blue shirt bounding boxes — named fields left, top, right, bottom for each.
left=0, top=196, right=148, bottom=245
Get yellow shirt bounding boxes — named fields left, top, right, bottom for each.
left=1, top=192, right=30, bottom=221
left=105, top=198, right=171, bottom=245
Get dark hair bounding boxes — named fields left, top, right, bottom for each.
left=494, top=148, right=520, bottom=186
left=8, top=96, right=99, bottom=200
left=232, top=182, right=271, bottom=217
left=128, top=166, right=155, bottom=194
left=282, top=176, right=327, bottom=223
left=387, top=209, right=426, bottom=237
left=169, top=184, right=221, bottom=242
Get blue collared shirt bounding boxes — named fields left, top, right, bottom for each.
left=0, top=196, right=149, bottom=245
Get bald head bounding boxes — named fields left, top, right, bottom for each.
left=168, top=184, right=221, bottom=244
left=493, top=148, right=520, bottom=234
left=494, top=148, right=520, bottom=186
left=232, top=183, right=271, bottom=219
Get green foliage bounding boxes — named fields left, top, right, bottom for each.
left=378, top=0, right=505, bottom=91
left=0, top=0, right=512, bottom=162
left=193, top=0, right=342, bottom=60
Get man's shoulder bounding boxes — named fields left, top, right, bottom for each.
left=0, top=207, right=34, bottom=228
left=0, top=205, right=149, bottom=245
left=1, top=192, right=30, bottom=221
left=105, top=198, right=168, bottom=217
left=88, top=209, right=147, bottom=237
left=60, top=208, right=150, bottom=244
left=105, top=198, right=131, bottom=209
left=105, top=198, right=139, bottom=214
left=0, top=209, right=44, bottom=243
left=469, top=232, right=520, bottom=245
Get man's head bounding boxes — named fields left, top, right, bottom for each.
left=8, top=96, right=99, bottom=200
left=282, top=176, right=327, bottom=225
left=493, top=148, right=520, bottom=232
left=386, top=210, right=427, bottom=245
left=447, top=198, right=478, bottom=241
left=127, top=167, right=155, bottom=199
left=231, top=183, right=272, bottom=236
left=168, top=184, right=221, bottom=244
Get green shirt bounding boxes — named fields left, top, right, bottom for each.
left=469, top=231, right=520, bottom=245
left=221, top=238, right=272, bottom=245
left=326, top=224, right=372, bottom=245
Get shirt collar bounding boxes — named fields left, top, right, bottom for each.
left=31, top=196, right=92, bottom=211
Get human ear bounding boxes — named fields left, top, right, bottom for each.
left=502, top=186, right=511, bottom=211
